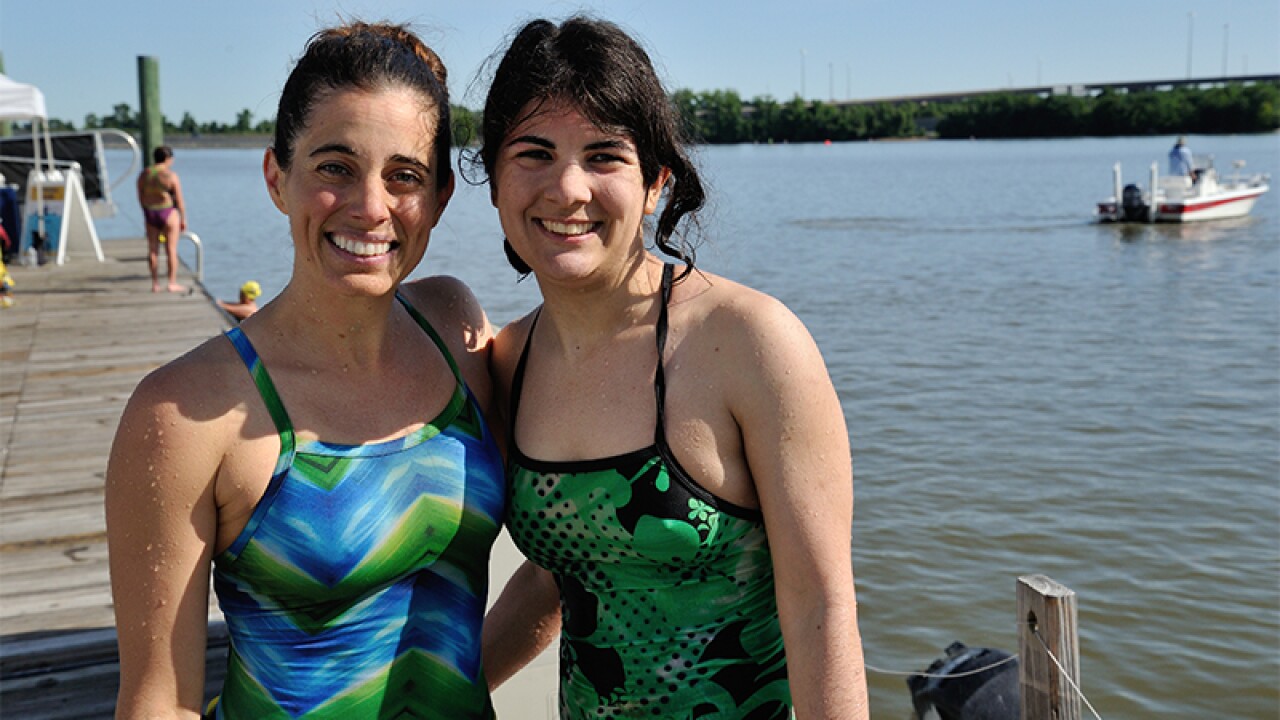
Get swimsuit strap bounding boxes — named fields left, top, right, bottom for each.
left=394, top=291, right=466, bottom=387
left=222, top=326, right=297, bottom=562
left=225, top=326, right=296, bottom=452
left=653, top=263, right=675, bottom=448
left=508, top=306, right=543, bottom=443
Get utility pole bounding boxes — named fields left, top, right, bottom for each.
left=1186, top=11, right=1194, bottom=79
left=1222, top=24, right=1229, bottom=77
left=800, top=49, right=807, bottom=99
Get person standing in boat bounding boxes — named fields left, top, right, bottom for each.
left=136, top=145, right=188, bottom=293
left=476, top=16, right=870, bottom=719
left=107, top=21, right=505, bottom=719
left=1169, top=135, right=1198, bottom=183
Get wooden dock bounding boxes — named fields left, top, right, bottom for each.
left=0, top=238, right=558, bottom=718
left=0, top=238, right=231, bottom=717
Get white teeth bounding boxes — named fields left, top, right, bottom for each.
left=542, top=220, right=594, bottom=235
left=330, top=235, right=391, bottom=256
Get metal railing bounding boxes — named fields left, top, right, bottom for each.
left=179, top=230, right=204, bottom=281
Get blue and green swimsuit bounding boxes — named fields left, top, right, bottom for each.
left=210, top=296, right=504, bottom=719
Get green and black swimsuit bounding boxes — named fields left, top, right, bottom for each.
left=506, top=264, right=792, bottom=719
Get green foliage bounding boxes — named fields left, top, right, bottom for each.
left=935, top=82, right=1279, bottom=139
left=451, top=105, right=480, bottom=147
left=673, top=89, right=924, bottom=144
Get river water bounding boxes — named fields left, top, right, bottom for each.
left=96, top=133, right=1279, bottom=717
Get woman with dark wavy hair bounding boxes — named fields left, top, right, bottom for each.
left=108, top=21, right=504, bottom=719
left=478, top=16, right=869, bottom=719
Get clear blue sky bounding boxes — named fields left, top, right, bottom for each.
left=2, top=0, right=1277, bottom=126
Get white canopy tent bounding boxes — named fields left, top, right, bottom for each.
left=0, top=73, right=101, bottom=263
left=0, top=73, right=55, bottom=179
left=0, top=73, right=52, bottom=250
left=0, top=73, right=49, bottom=121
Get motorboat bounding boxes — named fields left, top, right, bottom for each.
left=1096, top=156, right=1269, bottom=223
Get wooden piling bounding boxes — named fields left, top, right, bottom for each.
left=1017, top=574, right=1080, bottom=720
left=136, top=56, right=163, bottom=162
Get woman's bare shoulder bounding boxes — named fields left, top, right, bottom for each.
left=109, top=334, right=253, bottom=501
left=129, top=333, right=248, bottom=413
left=491, top=309, right=540, bottom=378
left=679, top=270, right=806, bottom=349
left=399, top=276, right=491, bottom=351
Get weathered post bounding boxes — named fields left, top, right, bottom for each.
left=1017, top=575, right=1080, bottom=720
left=137, top=56, right=163, bottom=162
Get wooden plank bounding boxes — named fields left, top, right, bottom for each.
left=0, top=624, right=228, bottom=719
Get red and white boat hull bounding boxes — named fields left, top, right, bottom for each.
left=1155, top=186, right=1267, bottom=222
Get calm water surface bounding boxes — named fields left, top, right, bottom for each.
left=97, top=134, right=1280, bottom=718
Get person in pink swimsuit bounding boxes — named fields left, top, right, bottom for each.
left=136, top=145, right=187, bottom=292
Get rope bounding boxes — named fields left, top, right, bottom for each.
left=867, top=652, right=1018, bottom=678
left=1033, top=628, right=1104, bottom=720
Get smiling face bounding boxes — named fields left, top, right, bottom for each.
left=492, top=101, right=668, bottom=287
left=264, top=85, right=453, bottom=298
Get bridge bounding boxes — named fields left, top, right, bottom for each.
left=831, top=73, right=1280, bottom=108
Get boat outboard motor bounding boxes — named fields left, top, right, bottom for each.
left=1121, top=183, right=1148, bottom=222
left=907, top=641, right=1018, bottom=720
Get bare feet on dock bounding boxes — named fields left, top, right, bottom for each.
left=152, top=282, right=162, bottom=293
left=167, top=283, right=188, bottom=294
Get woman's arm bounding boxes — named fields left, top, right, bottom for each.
left=481, top=560, right=561, bottom=690
left=729, top=294, right=869, bottom=720
left=106, top=361, right=226, bottom=718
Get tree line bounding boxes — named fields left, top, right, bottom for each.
left=933, top=82, right=1279, bottom=139
left=26, top=81, right=1280, bottom=144
left=676, top=82, right=1279, bottom=143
